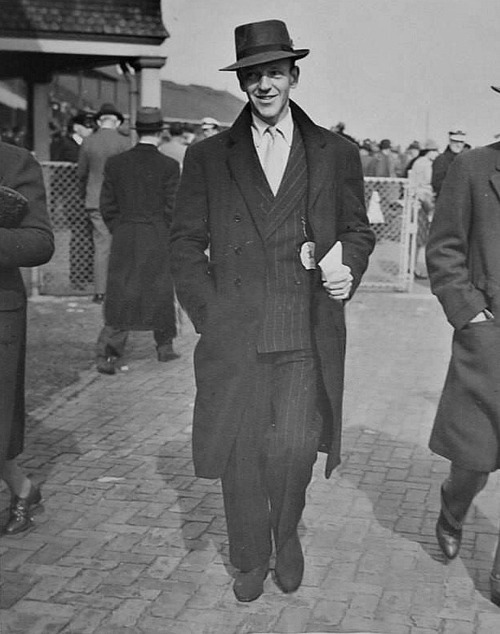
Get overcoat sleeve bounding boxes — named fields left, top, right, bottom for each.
left=0, top=148, right=54, bottom=268
left=162, top=160, right=180, bottom=224
left=426, top=154, right=487, bottom=329
left=76, top=141, right=89, bottom=200
left=169, top=144, right=216, bottom=333
left=336, top=142, right=376, bottom=294
left=99, top=160, right=120, bottom=233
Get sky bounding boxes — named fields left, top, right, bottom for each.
left=160, top=0, right=500, bottom=150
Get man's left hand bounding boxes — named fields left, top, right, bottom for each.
left=322, top=265, right=353, bottom=301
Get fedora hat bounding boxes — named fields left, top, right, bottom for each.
left=95, top=102, right=124, bottom=123
left=133, top=107, right=165, bottom=133
left=220, top=19, right=309, bottom=71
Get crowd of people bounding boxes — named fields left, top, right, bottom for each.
left=2, top=16, right=500, bottom=611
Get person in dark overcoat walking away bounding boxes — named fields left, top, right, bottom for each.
left=170, top=20, right=375, bottom=602
left=426, top=83, right=500, bottom=607
left=0, top=142, right=54, bottom=534
left=95, top=107, right=180, bottom=375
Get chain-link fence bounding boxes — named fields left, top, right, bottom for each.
left=36, top=164, right=418, bottom=296
left=39, top=162, right=94, bottom=296
left=360, top=176, right=417, bottom=292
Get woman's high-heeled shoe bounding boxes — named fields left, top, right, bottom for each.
left=436, top=485, right=463, bottom=560
left=490, top=572, right=500, bottom=607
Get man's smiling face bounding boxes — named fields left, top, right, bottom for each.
left=238, top=58, right=299, bottom=126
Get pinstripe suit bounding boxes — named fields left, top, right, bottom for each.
left=170, top=101, right=375, bottom=572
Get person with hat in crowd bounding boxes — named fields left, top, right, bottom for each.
left=425, top=84, right=500, bottom=606
left=50, top=111, right=95, bottom=291
left=170, top=19, right=374, bottom=602
left=399, top=140, right=422, bottom=177
left=95, top=107, right=180, bottom=375
left=198, top=116, right=221, bottom=140
left=159, top=121, right=190, bottom=171
left=431, top=128, right=469, bottom=200
left=50, top=111, right=95, bottom=163
left=408, top=138, right=440, bottom=278
left=77, top=103, right=129, bottom=304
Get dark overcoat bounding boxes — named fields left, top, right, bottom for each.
left=0, top=142, right=54, bottom=469
left=100, top=143, right=180, bottom=330
left=170, top=102, right=375, bottom=479
left=426, top=142, right=500, bottom=472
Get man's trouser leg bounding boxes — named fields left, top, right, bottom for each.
left=96, top=325, right=129, bottom=361
left=221, top=349, right=321, bottom=572
left=87, top=208, right=111, bottom=295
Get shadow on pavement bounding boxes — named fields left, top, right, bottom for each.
left=338, top=425, right=498, bottom=604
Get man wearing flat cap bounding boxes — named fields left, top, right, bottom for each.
left=77, top=103, right=129, bottom=304
left=170, top=19, right=375, bottom=602
left=431, top=128, right=469, bottom=200
left=426, top=84, right=500, bottom=606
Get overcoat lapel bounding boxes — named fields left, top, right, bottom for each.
left=290, top=102, right=330, bottom=219
left=226, top=106, right=270, bottom=239
left=489, top=145, right=500, bottom=203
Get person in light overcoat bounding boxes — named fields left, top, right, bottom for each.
left=170, top=19, right=375, bottom=602
left=426, top=84, right=500, bottom=606
left=0, top=141, right=54, bottom=534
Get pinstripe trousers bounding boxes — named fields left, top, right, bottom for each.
left=221, top=349, right=322, bottom=572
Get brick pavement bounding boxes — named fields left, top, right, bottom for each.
left=1, top=289, right=500, bottom=634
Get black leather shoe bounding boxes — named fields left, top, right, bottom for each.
left=233, top=563, right=268, bottom=602
left=157, top=344, right=180, bottom=362
left=4, top=484, right=42, bottom=535
left=96, top=356, right=116, bottom=375
left=92, top=293, right=105, bottom=304
left=436, top=486, right=463, bottom=560
left=274, top=532, right=304, bottom=593
left=490, top=572, right=500, bottom=607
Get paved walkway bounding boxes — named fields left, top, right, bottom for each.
left=1, top=289, right=500, bottom=634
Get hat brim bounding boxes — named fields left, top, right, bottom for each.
left=220, top=49, right=309, bottom=71
left=491, top=85, right=500, bottom=94
left=95, top=112, right=124, bottom=123
left=132, top=124, right=167, bottom=132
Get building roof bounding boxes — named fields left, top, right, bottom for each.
left=161, top=81, right=245, bottom=127
left=0, top=0, right=167, bottom=44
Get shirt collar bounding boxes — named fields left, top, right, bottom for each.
left=251, top=108, right=294, bottom=148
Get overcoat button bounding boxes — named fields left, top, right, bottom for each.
left=234, top=245, right=242, bottom=254
left=234, top=214, right=241, bottom=222
left=294, top=280, right=302, bottom=285
left=234, top=277, right=242, bottom=286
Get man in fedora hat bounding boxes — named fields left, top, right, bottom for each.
left=94, top=107, right=180, bottom=375
left=77, top=102, right=129, bottom=304
left=426, top=84, right=500, bottom=606
left=170, top=20, right=374, bottom=601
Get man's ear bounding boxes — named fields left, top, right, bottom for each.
left=291, top=65, right=300, bottom=89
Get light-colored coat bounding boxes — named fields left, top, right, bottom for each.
left=170, top=102, right=375, bottom=479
